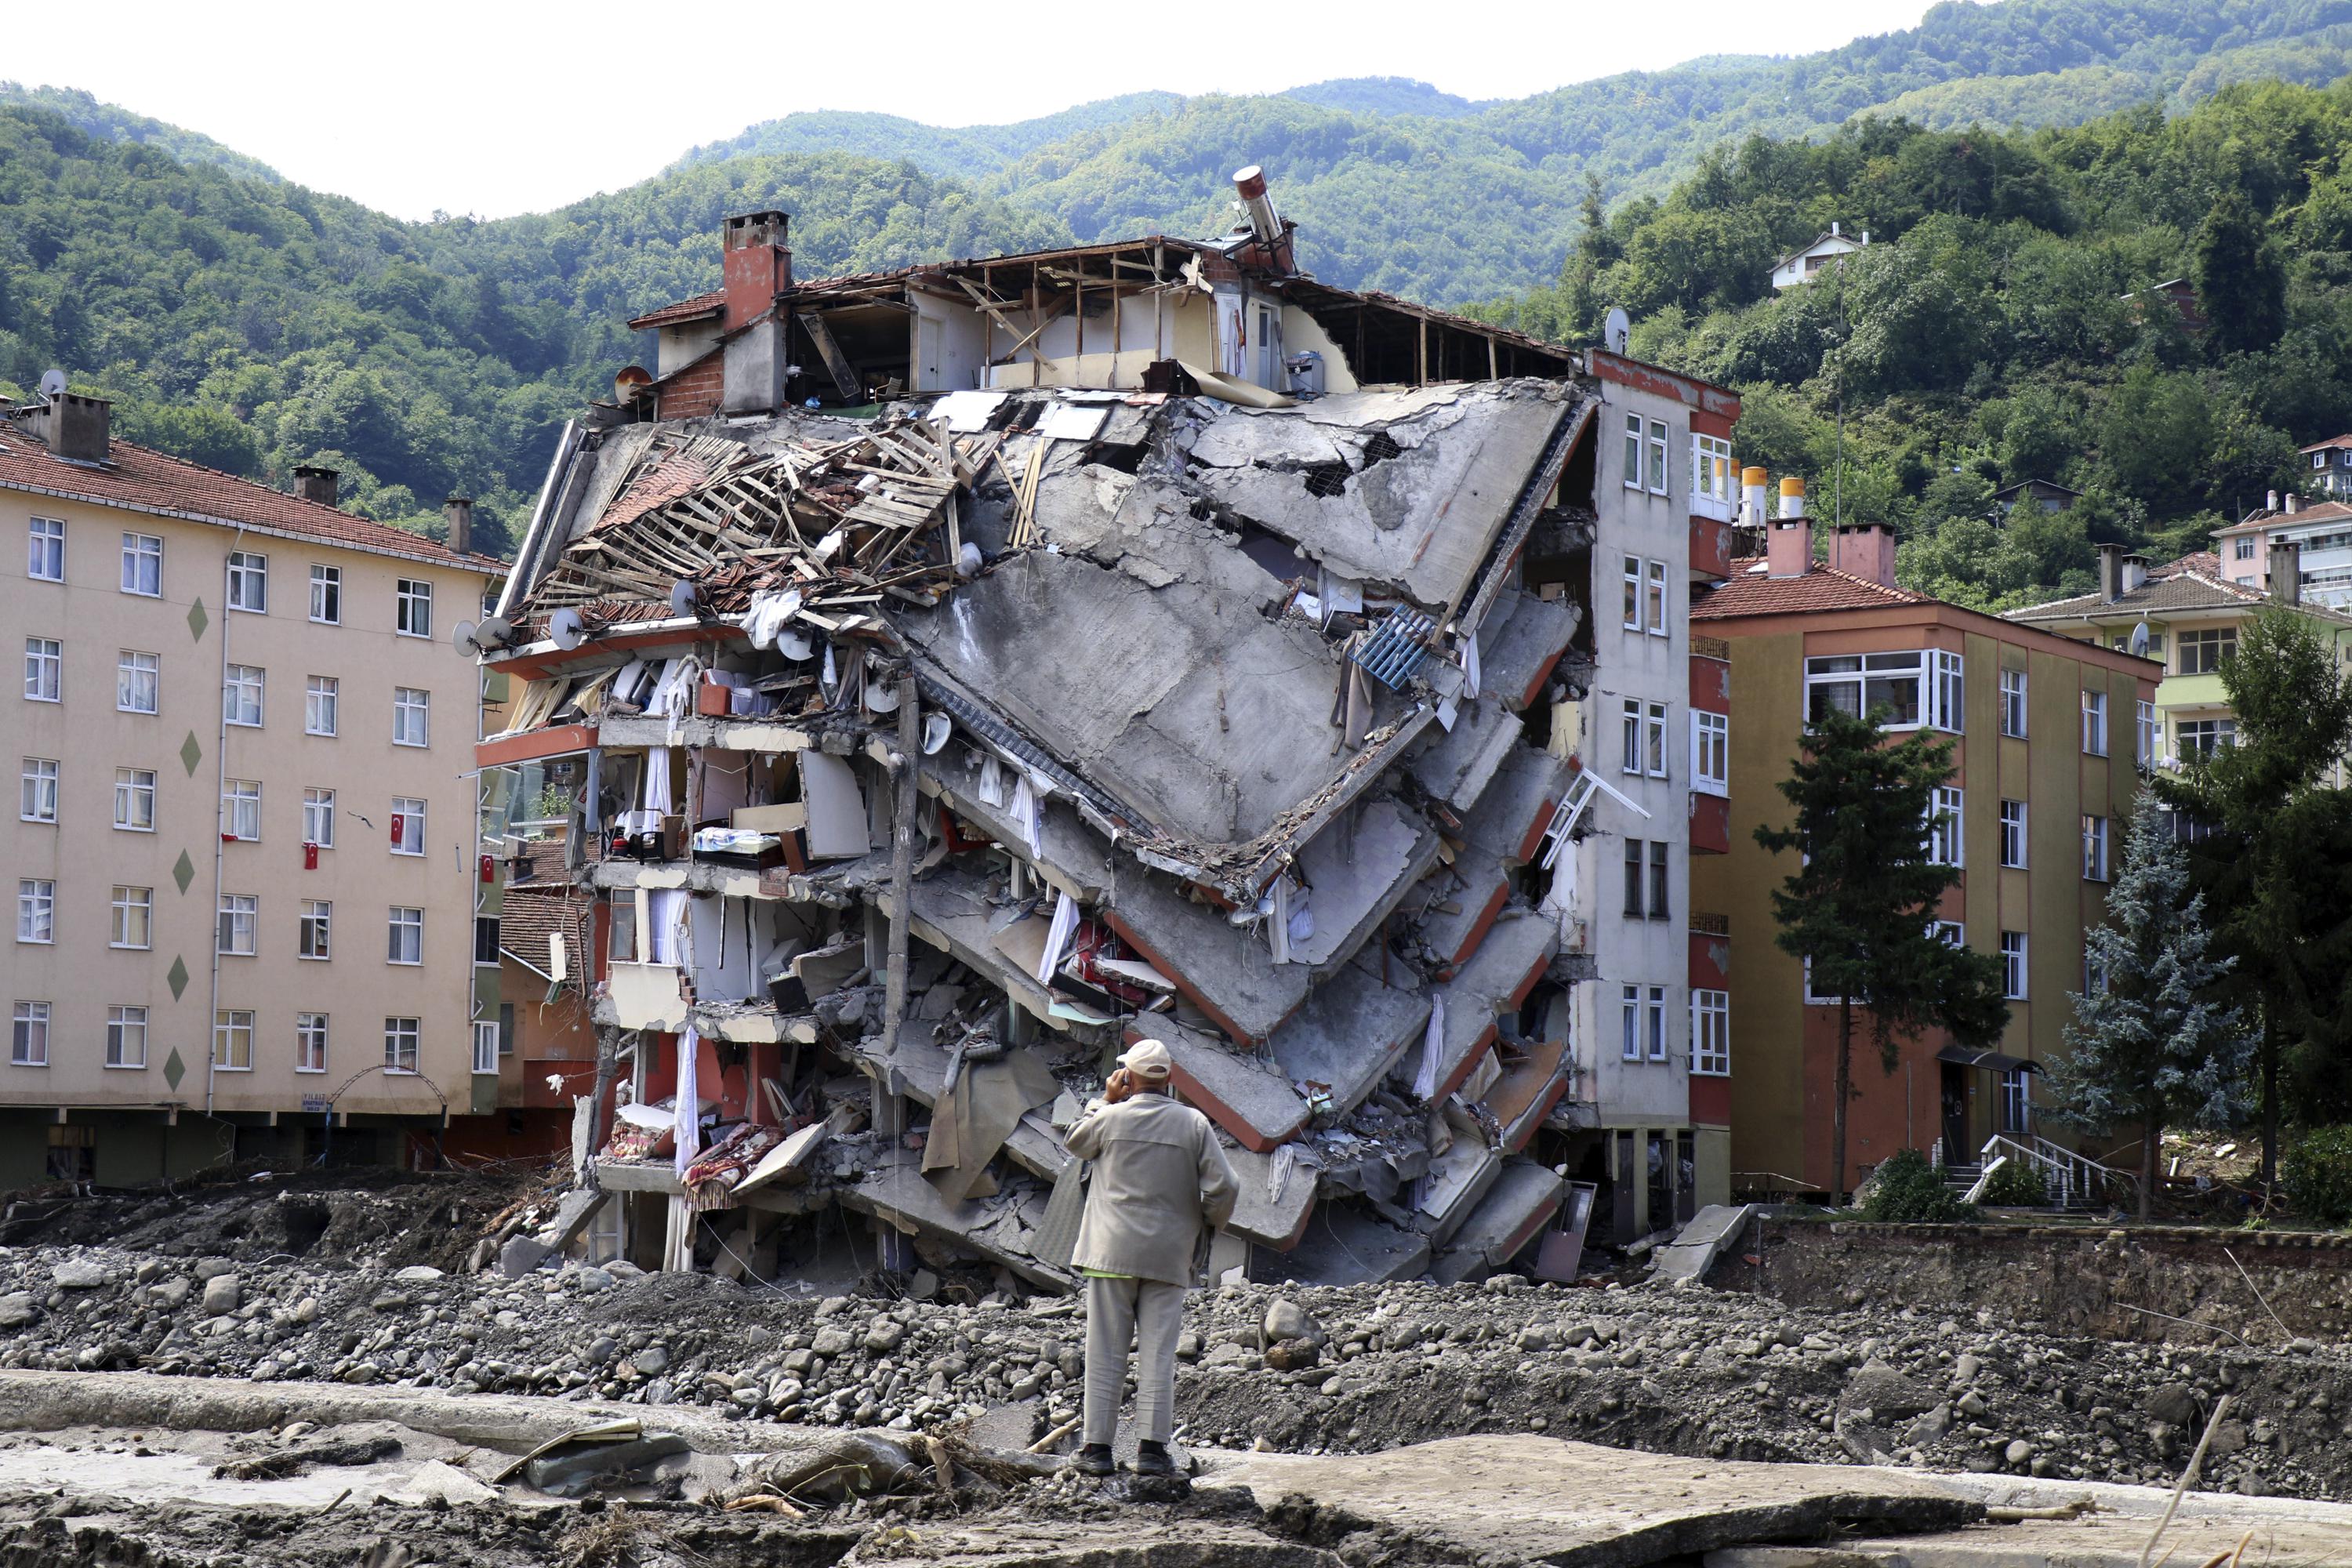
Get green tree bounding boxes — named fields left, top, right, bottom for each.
left=2044, top=793, right=2251, bottom=1221
left=2193, top=188, right=2288, bottom=357
left=2159, top=609, right=2352, bottom=1184
left=1756, top=706, right=2010, bottom=1196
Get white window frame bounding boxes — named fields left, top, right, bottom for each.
left=226, top=550, right=267, bottom=614
left=1692, top=710, right=1728, bottom=794
left=1999, top=1067, right=2031, bottom=1135
left=1929, top=649, right=1964, bottom=733
left=121, top=532, right=162, bottom=597
left=20, top=757, right=57, bottom=824
left=27, top=517, right=63, bottom=583
left=296, top=1013, right=328, bottom=1073
left=1998, top=799, right=2027, bottom=869
left=1621, top=698, right=1642, bottom=775
left=303, top=787, right=335, bottom=848
left=24, top=637, right=60, bottom=702
left=1998, top=668, right=2027, bottom=738
left=2000, top=931, right=2028, bottom=1000
left=223, top=663, right=264, bottom=728
left=1691, top=433, right=1733, bottom=512
left=12, top=1001, right=49, bottom=1066
left=217, top=893, right=257, bottom=956
left=396, top=579, right=434, bottom=639
left=113, top=768, right=156, bottom=833
left=1802, top=956, right=1842, bottom=1006
left=305, top=675, right=338, bottom=736
left=1646, top=984, right=1668, bottom=1061
left=1647, top=419, right=1670, bottom=496
left=17, top=880, right=54, bottom=944
left=2081, top=689, right=2107, bottom=757
left=473, top=1018, right=499, bottom=1076
left=2083, top=814, right=2111, bottom=881
left=1926, top=786, right=1963, bottom=868
left=1644, top=701, right=1669, bottom=779
left=1930, top=920, right=1965, bottom=948
left=2177, top=628, right=2236, bottom=677
left=1806, top=651, right=1924, bottom=729
left=392, top=687, right=430, bottom=748
left=1621, top=554, right=1642, bottom=629
left=299, top=899, right=332, bottom=960
left=1645, top=559, right=1668, bottom=637
left=1621, top=984, right=1642, bottom=1060
left=1622, top=415, right=1644, bottom=491
left=2137, top=700, right=2158, bottom=767
left=309, top=564, right=341, bottom=626
left=212, top=1009, right=253, bottom=1071
left=117, top=649, right=159, bottom=715
left=388, top=906, right=423, bottom=965
left=106, top=1005, right=147, bottom=1069
left=384, top=1017, right=420, bottom=1074
left=1691, top=989, right=1730, bottom=1076
left=222, top=779, right=261, bottom=842
left=390, top=797, right=426, bottom=856
left=110, top=885, right=152, bottom=950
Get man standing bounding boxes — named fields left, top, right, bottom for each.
left=1065, top=1038, right=1237, bottom=1476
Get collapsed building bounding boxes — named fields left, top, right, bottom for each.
left=474, top=178, right=1743, bottom=1290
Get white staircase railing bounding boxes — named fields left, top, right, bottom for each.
left=1978, top=1133, right=2134, bottom=1207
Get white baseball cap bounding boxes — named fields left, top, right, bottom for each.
left=1117, top=1039, right=1174, bottom=1080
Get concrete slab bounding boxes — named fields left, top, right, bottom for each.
left=1290, top=798, right=1439, bottom=972
left=1202, top=1435, right=1984, bottom=1568
left=1651, top=1204, right=1757, bottom=1283
left=1147, top=1018, right=1310, bottom=1152
left=1461, top=743, right=1570, bottom=867
left=1484, top=1036, right=1572, bottom=1151
left=1416, top=1121, right=1502, bottom=1248
left=1430, top=1158, right=1566, bottom=1284
left=1410, top=694, right=1524, bottom=813
left=1104, top=862, right=1312, bottom=1044
left=1417, top=851, right=1509, bottom=971
left=840, top=1156, right=1075, bottom=1293
left=922, top=739, right=1119, bottom=905
left=1223, top=1142, right=1318, bottom=1252
left=1269, top=952, right=1432, bottom=1119
left=1263, top=1203, right=1431, bottom=1286
left=1427, top=909, right=1559, bottom=1101
left=1476, top=586, right=1578, bottom=713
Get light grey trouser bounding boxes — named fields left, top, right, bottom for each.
left=1083, top=1273, right=1189, bottom=1447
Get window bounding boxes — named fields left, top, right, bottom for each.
left=473, top=1018, right=499, bottom=1075
left=2178, top=718, right=2236, bottom=760
left=1999, top=1068, right=2031, bottom=1135
left=121, top=532, right=162, bottom=596
left=2081, top=689, right=2107, bottom=757
left=1692, top=989, right=1730, bottom=1075
left=1623, top=838, right=1646, bottom=918
left=2084, top=950, right=2107, bottom=997
left=2138, top=700, right=2158, bottom=766
left=303, top=787, right=335, bottom=848
left=1623, top=415, right=1643, bottom=490
left=1693, top=711, right=1728, bottom=794
left=1649, top=840, right=1670, bottom=921
left=2235, top=536, right=2257, bottom=561
left=217, top=893, right=256, bottom=955
left=309, top=564, right=341, bottom=625
left=299, top=899, right=332, bottom=960
left=12, top=1001, right=49, bottom=1066
left=1926, top=786, right=1963, bottom=867
left=1622, top=555, right=1642, bottom=629
left=1999, top=800, right=2027, bottom=868
left=392, top=687, right=429, bottom=747
left=388, top=906, right=423, bottom=964
left=110, top=887, right=151, bottom=950
left=390, top=797, right=426, bottom=855
left=2082, top=814, right=2111, bottom=881
left=305, top=675, right=338, bottom=736
left=117, top=650, right=159, bottom=714
left=113, top=768, right=155, bottom=832
left=384, top=1017, right=419, bottom=1073
left=474, top=915, right=499, bottom=965
left=1994, top=662, right=2032, bottom=738
left=222, top=779, right=261, bottom=841
left=1803, top=956, right=1842, bottom=1006
left=212, top=1009, right=253, bottom=1071
left=1645, top=702, right=1668, bottom=779
left=2178, top=628, right=2236, bottom=676
left=608, top=900, right=638, bottom=964
left=1645, top=560, right=1668, bottom=637
left=396, top=579, right=433, bottom=638
left=1647, top=419, right=1669, bottom=495
left=27, top=517, right=63, bottom=582
left=1930, top=650, right=1964, bottom=733
left=2001, top=931, right=2028, bottom=1000
left=226, top=550, right=267, bottom=613
left=499, top=1001, right=515, bottom=1058
left=24, top=637, right=60, bottom=702
left=1806, top=652, right=1922, bottom=728
left=1645, top=985, right=1669, bottom=1059
left=1930, top=920, right=1965, bottom=948
left=1692, top=434, right=1732, bottom=508
left=223, top=664, right=264, bottom=727
left=106, top=1006, right=147, bottom=1069
left=1621, top=985, right=1642, bottom=1060
left=20, top=757, right=57, bottom=823
left=296, top=1013, right=328, bottom=1073
left=1621, top=698, right=1642, bottom=774
left=17, top=880, right=54, bottom=943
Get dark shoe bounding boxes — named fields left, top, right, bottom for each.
left=1076, top=1443, right=1115, bottom=1476
left=1131, top=1440, right=1176, bottom=1477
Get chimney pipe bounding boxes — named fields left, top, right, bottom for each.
left=1740, top=466, right=1769, bottom=526
left=2122, top=552, right=2149, bottom=593
left=1830, top=524, right=1897, bottom=588
left=293, top=465, right=339, bottom=506
left=444, top=495, right=473, bottom=557
left=2285, top=492, right=2303, bottom=514
left=2097, top=543, right=2125, bottom=603
left=38, top=391, right=111, bottom=464
left=1233, top=165, right=1281, bottom=245
left=2267, top=489, right=2281, bottom=513
left=1767, top=517, right=1813, bottom=578
left=1780, top=475, right=1807, bottom=520
left=720, top=211, right=792, bottom=334
left=2270, top=539, right=2303, bottom=605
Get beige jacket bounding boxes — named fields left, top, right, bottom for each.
left=1065, top=1091, right=1238, bottom=1287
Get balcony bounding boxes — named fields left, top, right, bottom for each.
left=1690, top=517, right=1735, bottom=582
left=1688, top=789, right=1730, bottom=855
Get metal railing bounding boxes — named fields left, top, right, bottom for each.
left=1978, top=1132, right=2134, bottom=1207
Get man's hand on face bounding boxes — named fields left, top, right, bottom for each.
left=1103, top=1067, right=1138, bottom=1104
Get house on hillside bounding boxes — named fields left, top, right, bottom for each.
left=2118, top=278, right=2206, bottom=335
left=1768, top=223, right=1869, bottom=291
left=2301, top=434, right=2352, bottom=500
left=1992, top=478, right=2078, bottom=516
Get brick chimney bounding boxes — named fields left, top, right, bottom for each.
left=1830, top=524, right=1897, bottom=588
left=1766, top=518, right=1812, bottom=577
left=2270, top=538, right=2303, bottom=605
left=2097, top=543, right=2125, bottom=603
left=721, top=212, right=792, bottom=332
left=37, top=391, right=110, bottom=463
left=294, top=465, right=339, bottom=506
left=444, top=495, right=473, bottom=557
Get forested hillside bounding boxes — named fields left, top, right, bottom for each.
left=1468, top=78, right=2352, bottom=610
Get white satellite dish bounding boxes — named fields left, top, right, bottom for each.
left=2129, top=621, right=2151, bottom=658
left=1603, top=308, right=1631, bottom=354
left=548, top=607, right=587, bottom=651
left=452, top=619, right=483, bottom=658
left=37, top=368, right=66, bottom=400
left=476, top=615, right=514, bottom=649
left=669, top=579, right=702, bottom=619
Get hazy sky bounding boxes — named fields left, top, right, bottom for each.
left=7, top=0, right=1939, bottom=220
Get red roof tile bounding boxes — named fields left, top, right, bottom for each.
left=0, top=427, right=503, bottom=573
left=627, top=290, right=725, bottom=331
left=1690, top=563, right=1931, bottom=620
